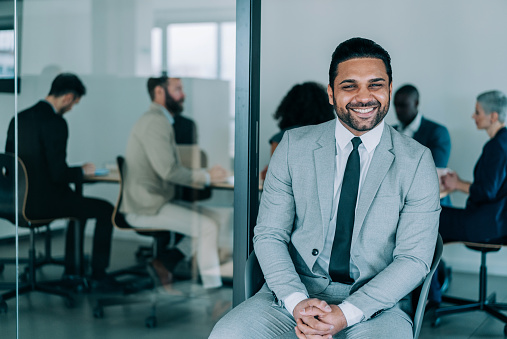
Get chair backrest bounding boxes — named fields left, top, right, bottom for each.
left=0, top=153, right=28, bottom=226
left=111, top=156, right=135, bottom=231
left=412, top=234, right=443, bottom=339
left=244, top=234, right=444, bottom=339
left=112, top=156, right=167, bottom=234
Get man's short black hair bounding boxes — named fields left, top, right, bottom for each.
left=395, top=84, right=419, bottom=101
left=147, top=75, right=169, bottom=101
left=328, top=37, right=392, bottom=89
left=48, top=73, right=86, bottom=98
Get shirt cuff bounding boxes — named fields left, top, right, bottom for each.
left=338, top=301, right=364, bottom=327
left=204, top=172, right=210, bottom=186
left=284, top=292, right=308, bottom=318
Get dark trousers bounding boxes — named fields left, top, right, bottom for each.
left=58, top=197, right=114, bottom=279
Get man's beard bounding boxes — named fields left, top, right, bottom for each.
left=333, top=97, right=390, bottom=133
left=164, top=88, right=184, bottom=115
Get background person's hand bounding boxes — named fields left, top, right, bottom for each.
left=82, top=162, right=96, bottom=176
left=208, top=165, right=228, bottom=184
left=442, top=171, right=459, bottom=191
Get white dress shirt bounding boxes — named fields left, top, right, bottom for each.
left=397, top=112, right=422, bottom=138
left=284, top=118, right=384, bottom=328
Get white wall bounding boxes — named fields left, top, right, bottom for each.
left=259, top=0, right=507, bottom=275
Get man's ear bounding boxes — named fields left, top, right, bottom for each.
left=154, top=85, right=164, bottom=99
left=327, top=84, right=334, bottom=106
left=62, top=93, right=75, bottom=105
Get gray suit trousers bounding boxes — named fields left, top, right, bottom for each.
left=209, top=284, right=413, bottom=339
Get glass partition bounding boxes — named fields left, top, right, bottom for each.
left=2, top=0, right=236, bottom=337
left=0, top=0, right=18, bottom=336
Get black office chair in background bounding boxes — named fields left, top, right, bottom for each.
left=0, top=153, right=74, bottom=312
left=93, top=156, right=185, bottom=328
left=432, top=240, right=507, bottom=335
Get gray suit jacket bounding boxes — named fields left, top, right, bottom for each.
left=254, top=119, right=440, bottom=320
left=121, top=103, right=207, bottom=215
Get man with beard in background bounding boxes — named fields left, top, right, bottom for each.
left=121, top=75, right=228, bottom=291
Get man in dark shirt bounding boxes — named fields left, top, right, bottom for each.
left=5, top=73, right=114, bottom=288
left=162, top=76, right=211, bottom=201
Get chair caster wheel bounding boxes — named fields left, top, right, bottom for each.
left=431, top=317, right=441, bottom=327
left=19, top=272, right=28, bottom=283
left=93, top=306, right=104, bottom=318
left=65, top=296, right=75, bottom=308
left=145, top=316, right=157, bottom=328
left=0, top=301, right=7, bottom=313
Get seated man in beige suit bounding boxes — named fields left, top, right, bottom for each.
left=122, top=75, right=227, bottom=289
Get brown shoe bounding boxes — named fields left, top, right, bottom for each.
left=148, top=259, right=173, bottom=286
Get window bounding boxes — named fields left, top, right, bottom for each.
left=0, top=29, right=14, bottom=78
left=151, top=21, right=236, bottom=157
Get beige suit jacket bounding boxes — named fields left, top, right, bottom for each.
left=121, top=103, right=207, bottom=215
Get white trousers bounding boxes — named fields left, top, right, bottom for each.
left=126, top=201, right=222, bottom=289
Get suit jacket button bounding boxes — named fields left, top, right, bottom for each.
left=312, top=249, right=319, bottom=256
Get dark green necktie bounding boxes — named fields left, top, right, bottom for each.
left=329, top=136, right=362, bottom=284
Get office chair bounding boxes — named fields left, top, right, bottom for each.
left=93, top=156, right=184, bottom=328
left=0, top=153, right=74, bottom=312
left=245, top=234, right=443, bottom=339
left=0, top=223, right=65, bottom=280
left=432, top=240, right=507, bottom=335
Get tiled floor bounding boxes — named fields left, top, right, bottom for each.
left=1, top=231, right=507, bottom=338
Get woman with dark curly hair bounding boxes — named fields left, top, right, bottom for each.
left=269, top=81, right=335, bottom=153
left=261, top=82, right=335, bottom=179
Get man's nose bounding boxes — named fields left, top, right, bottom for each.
left=355, top=86, right=373, bottom=102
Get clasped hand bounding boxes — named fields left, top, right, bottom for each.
left=293, top=298, right=347, bottom=339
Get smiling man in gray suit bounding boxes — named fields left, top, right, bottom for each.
left=209, top=37, right=440, bottom=339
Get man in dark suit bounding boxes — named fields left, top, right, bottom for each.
left=393, top=84, right=451, bottom=169
left=163, top=76, right=211, bottom=201
left=162, top=77, right=197, bottom=145
left=393, top=84, right=452, bottom=306
left=5, top=73, right=114, bottom=287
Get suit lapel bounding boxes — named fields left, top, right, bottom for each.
left=314, top=121, right=336, bottom=240
left=352, top=124, right=395, bottom=247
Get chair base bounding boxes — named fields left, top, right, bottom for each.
left=432, top=248, right=507, bottom=335
left=0, top=281, right=75, bottom=313
left=0, top=227, right=75, bottom=311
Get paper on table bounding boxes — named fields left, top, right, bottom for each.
left=94, top=168, right=110, bottom=176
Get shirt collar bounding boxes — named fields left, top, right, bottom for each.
left=400, top=112, right=422, bottom=134
left=335, top=118, right=384, bottom=153
left=153, top=102, right=174, bottom=125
